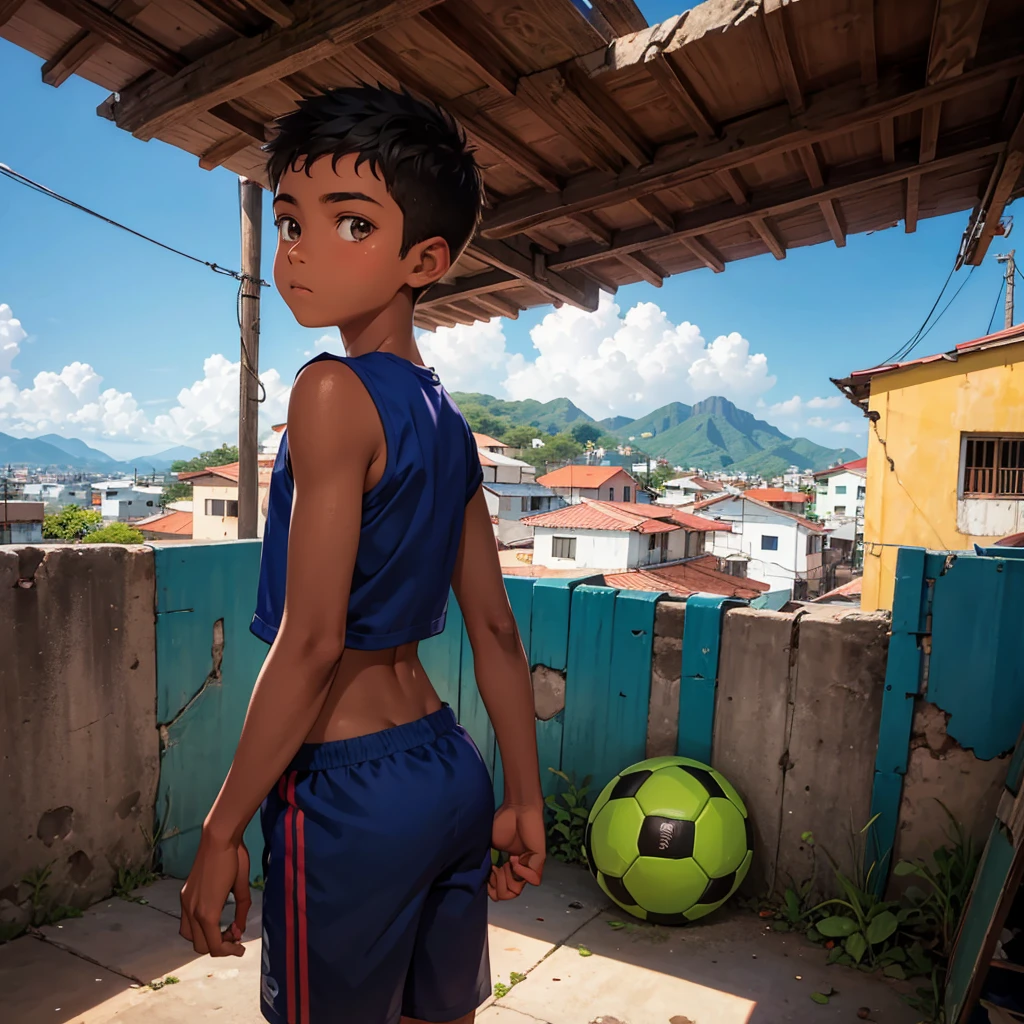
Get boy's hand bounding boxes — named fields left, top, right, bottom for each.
left=489, top=801, right=546, bottom=901
left=179, top=831, right=251, bottom=957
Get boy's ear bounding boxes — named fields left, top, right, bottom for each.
left=404, top=236, right=451, bottom=290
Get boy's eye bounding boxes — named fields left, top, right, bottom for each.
left=337, top=216, right=374, bottom=243
left=277, top=217, right=300, bottom=243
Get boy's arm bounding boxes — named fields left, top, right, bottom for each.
left=452, top=488, right=546, bottom=897
left=179, top=360, right=377, bottom=956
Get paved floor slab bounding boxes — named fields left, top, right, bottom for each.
left=9, top=865, right=923, bottom=1024
left=499, top=908, right=921, bottom=1024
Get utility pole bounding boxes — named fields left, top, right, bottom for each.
left=997, top=250, right=1016, bottom=329
left=237, top=177, right=263, bottom=540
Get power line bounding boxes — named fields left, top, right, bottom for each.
left=906, top=264, right=977, bottom=353
left=987, top=279, right=1006, bottom=335
left=882, top=263, right=956, bottom=365
left=0, top=163, right=269, bottom=288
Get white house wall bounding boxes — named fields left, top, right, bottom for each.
left=534, top=528, right=631, bottom=570
left=816, top=470, right=866, bottom=519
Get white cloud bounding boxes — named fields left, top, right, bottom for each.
left=0, top=303, right=291, bottom=452
left=769, top=394, right=844, bottom=416
left=0, top=304, right=27, bottom=375
left=418, top=291, right=776, bottom=417
left=418, top=319, right=510, bottom=394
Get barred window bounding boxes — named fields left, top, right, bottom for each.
left=962, top=436, right=1024, bottom=498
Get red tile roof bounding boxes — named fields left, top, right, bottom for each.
left=537, top=465, right=635, bottom=488
left=744, top=488, right=812, bottom=504
left=693, top=493, right=827, bottom=533
left=135, top=510, right=193, bottom=537
left=179, top=461, right=274, bottom=486
left=813, top=457, right=867, bottom=479
left=691, top=476, right=724, bottom=492
left=521, top=498, right=729, bottom=535
left=812, top=576, right=863, bottom=602
left=473, top=432, right=508, bottom=449
left=604, top=556, right=769, bottom=600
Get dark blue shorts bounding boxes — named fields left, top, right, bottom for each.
left=259, top=706, right=493, bottom=1024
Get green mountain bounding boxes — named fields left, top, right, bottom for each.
left=450, top=393, right=594, bottom=435
left=613, top=397, right=859, bottom=475
left=448, top=392, right=859, bottom=475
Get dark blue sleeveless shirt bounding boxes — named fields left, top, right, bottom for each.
left=251, top=351, right=483, bottom=651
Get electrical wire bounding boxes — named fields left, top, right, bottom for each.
left=0, top=163, right=269, bottom=288
left=987, top=279, right=1006, bottom=335
left=881, top=263, right=956, bottom=366
left=905, top=264, right=978, bottom=352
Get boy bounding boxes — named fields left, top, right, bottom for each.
left=178, top=85, right=546, bottom=1024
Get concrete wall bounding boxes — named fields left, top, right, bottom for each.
left=648, top=599, right=1005, bottom=899
left=0, top=545, right=159, bottom=924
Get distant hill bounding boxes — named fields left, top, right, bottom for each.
left=0, top=433, right=202, bottom=473
left=448, top=392, right=859, bottom=475
left=450, top=393, right=594, bottom=435
left=613, top=397, right=858, bottom=476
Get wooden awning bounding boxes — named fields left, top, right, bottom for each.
left=2, top=0, right=1023, bottom=330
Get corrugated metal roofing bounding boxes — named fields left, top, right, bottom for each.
left=744, top=488, right=812, bottom=504
left=813, top=458, right=868, bottom=479
left=603, top=557, right=770, bottom=600
left=483, top=482, right=558, bottom=496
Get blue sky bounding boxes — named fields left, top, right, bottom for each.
left=0, top=6, right=1018, bottom=460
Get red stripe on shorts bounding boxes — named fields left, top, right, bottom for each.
left=284, top=776, right=296, bottom=1024
left=296, top=801, right=309, bottom=1023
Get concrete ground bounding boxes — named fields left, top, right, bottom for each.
left=1, top=863, right=923, bottom=1024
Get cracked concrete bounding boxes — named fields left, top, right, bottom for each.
left=3, top=863, right=920, bottom=1024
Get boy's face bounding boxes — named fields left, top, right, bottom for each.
left=272, top=153, right=449, bottom=330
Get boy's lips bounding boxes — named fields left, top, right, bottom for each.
left=289, top=283, right=313, bottom=294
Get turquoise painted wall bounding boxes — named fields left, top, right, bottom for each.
left=152, top=544, right=664, bottom=877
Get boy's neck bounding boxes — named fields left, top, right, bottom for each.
left=336, top=286, right=425, bottom=365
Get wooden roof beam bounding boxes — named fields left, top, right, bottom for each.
left=819, top=200, right=847, bottom=247
left=108, top=0, right=443, bottom=139
left=967, top=109, right=1024, bottom=263
left=856, top=0, right=877, bottom=87
left=467, top=237, right=600, bottom=311
left=417, top=269, right=518, bottom=311
left=198, top=133, right=252, bottom=170
left=928, top=0, right=991, bottom=84
left=240, top=0, right=294, bottom=29
left=643, top=53, right=717, bottom=140
left=570, top=212, right=613, bottom=245
left=590, top=0, right=647, bottom=36
left=618, top=252, right=664, bottom=287
left=905, top=173, right=921, bottom=233
left=186, top=0, right=266, bottom=37
left=880, top=116, right=895, bottom=162
left=473, top=292, right=521, bottom=320
left=418, top=1, right=518, bottom=98
left=0, top=0, right=27, bottom=29
left=357, top=39, right=561, bottom=193
left=717, top=168, right=749, bottom=205
left=920, top=102, right=942, bottom=163
left=516, top=63, right=653, bottom=171
left=36, top=0, right=185, bottom=75
left=681, top=236, right=725, bottom=273
left=40, top=0, right=144, bottom=87
left=481, top=48, right=1024, bottom=240
left=210, top=100, right=268, bottom=141
left=764, top=0, right=804, bottom=114
left=632, top=195, right=674, bottom=233
left=545, top=136, right=1003, bottom=273
left=750, top=216, right=786, bottom=260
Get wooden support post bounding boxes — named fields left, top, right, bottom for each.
left=237, top=177, right=263, bottom=540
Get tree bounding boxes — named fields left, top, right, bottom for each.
left=460, top=404, right=511, bottom=439
left=43, top=505, right=102, bottom=541
left=82, top=522, right=145, bottom=544
left=502, top=424, right=538, bottom=451
left=163, top=444, right=240, bottom=507
left=518, top=432, right=583, bottom=470
left=570, top=422, right=603, bottom=446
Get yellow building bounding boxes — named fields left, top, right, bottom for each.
left=177, top=458, right=273, bottom=541
left=834, top=323, right=1024, bottom=611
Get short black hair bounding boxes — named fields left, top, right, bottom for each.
left=264, top=84, right=482, bottom=300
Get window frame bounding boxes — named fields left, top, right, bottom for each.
left=761, top=534, right=779, bottom=551
left=961, top=434, right=1024, bottom=499
left=551, top=535, right=577, bottom=560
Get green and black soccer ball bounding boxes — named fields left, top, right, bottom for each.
left=584, top=755, right=753, bottom=924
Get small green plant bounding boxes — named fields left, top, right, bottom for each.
left=150, top=975, right=180, bottom=991
left=544, top=768, right=591, bottom=865
left=493, top=971, right=526, bottom=998
left=113, top=863, right=159, bottom=900
left=12, top=861, right=85, bottom=932
left=251, top=875, right=266, bottom=891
